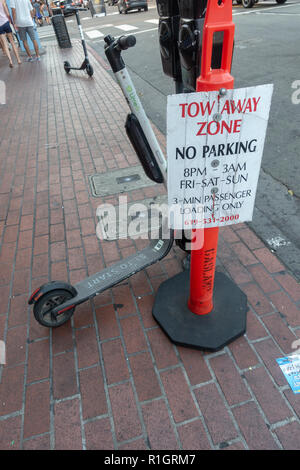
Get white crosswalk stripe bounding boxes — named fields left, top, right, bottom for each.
left=39, top=32, right=55, bottom=38
left=85, top=29, right=104, bottom=38
left=38, top=17, right=160, bottom=42
left=144, top=19, right=159, bottom=24
left=115, top=24, right=138, bottom=31
left=37, top=27, right=55, bottom=38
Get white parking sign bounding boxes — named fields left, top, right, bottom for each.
left=167, top=84, right=273, bottom=229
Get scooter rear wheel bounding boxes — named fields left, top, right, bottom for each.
left=86, top=63, right=94, bottom=77
left=33, top=289, right=75, bottom=328
left=64, top=61, right=71, bottom=74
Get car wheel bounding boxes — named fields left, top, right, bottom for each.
left=275, top=0, right=286, bottom=3
left=144, top=5, right=148, bottom=10
left=242, top=0, right=254, bottom=7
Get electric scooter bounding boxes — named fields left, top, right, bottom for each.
left=63, top=4, right=94, bottom=77
left=28, top=34, right=176, bottom=328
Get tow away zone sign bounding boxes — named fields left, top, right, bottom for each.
left=167, top=84, right=273, bottom=230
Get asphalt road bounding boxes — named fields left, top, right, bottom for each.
left=39, top=1, right=300, bottom=277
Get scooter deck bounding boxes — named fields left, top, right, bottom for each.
left=52, top=233, right=173, bottom=315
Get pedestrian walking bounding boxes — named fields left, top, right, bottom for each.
left=0, top=0, right=21, bottom=67
left=33, top=0, right=43, bottom=26
left=41, top=1, right=50, bottom=25
left=10, top=0, right=41, bottom=61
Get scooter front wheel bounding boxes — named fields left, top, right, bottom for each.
left=86, top=63, right=94, bottom=77
left=33, top=289, right=76, bottom=328
left=64, top=61, right=71, bottom=74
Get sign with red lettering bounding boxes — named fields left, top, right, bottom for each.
left=167, top=84, right=273, bottom=229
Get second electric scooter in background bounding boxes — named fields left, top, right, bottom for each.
left=63, top=3, right=94, bottom=77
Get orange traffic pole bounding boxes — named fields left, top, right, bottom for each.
left=188, top=0, right=235, bottom=316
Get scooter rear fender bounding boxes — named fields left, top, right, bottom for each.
left=28, top=281, right=78, bottom=305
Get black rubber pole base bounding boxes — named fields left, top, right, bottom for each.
left=152, top=270, right=248, bottom=352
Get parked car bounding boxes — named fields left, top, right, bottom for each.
left=52, top=0, right=79, bottom=15
left=236, top=0, right=286, bottom=8
left=118, top=0, right=148, bottom=14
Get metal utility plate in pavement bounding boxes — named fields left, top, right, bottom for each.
left=89, top=166, right=157, bottom=197
left=97, top=194, right=168, bottom=240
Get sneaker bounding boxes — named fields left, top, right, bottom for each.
left=27, top=57, right=34, bottom=62
left=35, top=56, right=41, bottom=61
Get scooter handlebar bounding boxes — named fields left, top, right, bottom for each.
left=104, top=34, right=136, bottom=73
left=118, top=35, right=136, bottom=51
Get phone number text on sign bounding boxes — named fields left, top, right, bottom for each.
left=167, top=84, right=273, bottom=230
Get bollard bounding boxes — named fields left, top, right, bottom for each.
left=153, top=0, right=248, bottom=351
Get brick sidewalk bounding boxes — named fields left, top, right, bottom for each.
left=0, top=41, right=300, bottom=451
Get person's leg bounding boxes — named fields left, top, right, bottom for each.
left=27, top=27, right=40, bottom=59
left=33, top=39, right=40, bottom=58
left=19, top=27, right=33, bottom=59
left=0, top=38, right=5, bottom=54
left=23, top=40, right=33, bottom=58
left=0, top=34, right=13, bottom=66
left=6, top=33, right=21, bottom=64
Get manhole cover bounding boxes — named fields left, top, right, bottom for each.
left=89, top=166, right=156, bottom=197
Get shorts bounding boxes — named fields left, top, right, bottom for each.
left=18, top=26, right=35, bottom=43
left=0, top=21, right=12, bottom=35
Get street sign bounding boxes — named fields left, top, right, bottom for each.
left=167, top=84, right=273, bottom=230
